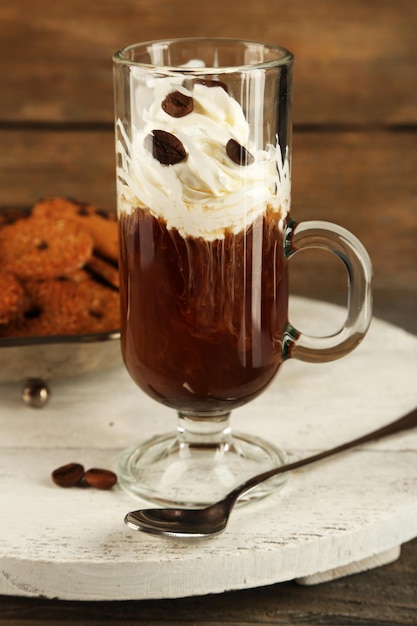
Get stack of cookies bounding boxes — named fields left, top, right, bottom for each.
left=0, top=197, right=120, bottom=338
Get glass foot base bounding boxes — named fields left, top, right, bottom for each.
left=118, top=427, right=289, bottom=508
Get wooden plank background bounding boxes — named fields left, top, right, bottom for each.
left=1, top=0, right=416, bottom=334
left=1, top=0, right=417, bottom=124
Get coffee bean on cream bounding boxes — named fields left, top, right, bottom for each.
left=226, top=138, right=255, bottom=166
left=190, top=78, right=229, bottom=92
left=162, top=90, right=194, bottom=117
left=145, top=129, right=187, bottom=165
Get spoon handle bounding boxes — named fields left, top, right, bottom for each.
left=231, top=408, right=417, bottom=503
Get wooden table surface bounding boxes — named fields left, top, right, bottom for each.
left=1, top=1, right=416, bottom=623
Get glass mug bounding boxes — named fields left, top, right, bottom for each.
left=113, top=38, right=372, bottom=507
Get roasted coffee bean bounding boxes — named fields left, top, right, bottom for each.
left=193, top=78, right=229, bottom=93
left=226, top=139, right=255, bottom=166
left=145, top=129, right=187, bottom=165
left=52, top=462, right=85, bottom=488
left=83, top=468, right=118, bottom=490
left=162, top=90, right=194, bottom=117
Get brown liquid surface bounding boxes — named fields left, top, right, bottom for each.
left=119, top=208, right=289, bottom=414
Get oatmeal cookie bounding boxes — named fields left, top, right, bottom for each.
left=78, top=278, right=120, bottom=334
left=0, top=272, right=26, bottom=325
left=85, top=255, right=119, bottom=289
left=14, top=277, right=120, bottom=337
left=0, top=216, right=93, bottom=280
left=32, top=196, right=118, bottom=262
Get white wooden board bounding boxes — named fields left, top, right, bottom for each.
left=0, top=297, right=416, bottom=600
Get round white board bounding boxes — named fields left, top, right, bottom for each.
left=0, top=297, right=416, bottom=600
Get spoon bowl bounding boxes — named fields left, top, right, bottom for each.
left=126, top=502, right=231, bottom=538
left=125, top=409, right=417, bottom=538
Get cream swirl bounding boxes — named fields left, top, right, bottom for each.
left=116, top=78, right=290, bottom=240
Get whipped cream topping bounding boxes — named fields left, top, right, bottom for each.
left=116, top=75, right=290, bottom=240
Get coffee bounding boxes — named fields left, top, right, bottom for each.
left=116, top=75, right=291, bottom=414
left=119, top=206, right=288, bottom=413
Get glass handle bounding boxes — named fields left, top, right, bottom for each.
left=283, top=219, right=373, bottom=363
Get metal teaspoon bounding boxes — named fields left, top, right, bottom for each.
left=124, top=408, right=417, bottom=538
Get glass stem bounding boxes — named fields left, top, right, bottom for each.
left=176, top=412, right=233, bottom=448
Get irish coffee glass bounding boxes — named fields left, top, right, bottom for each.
left=113, top=38, right=372, bottom=506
